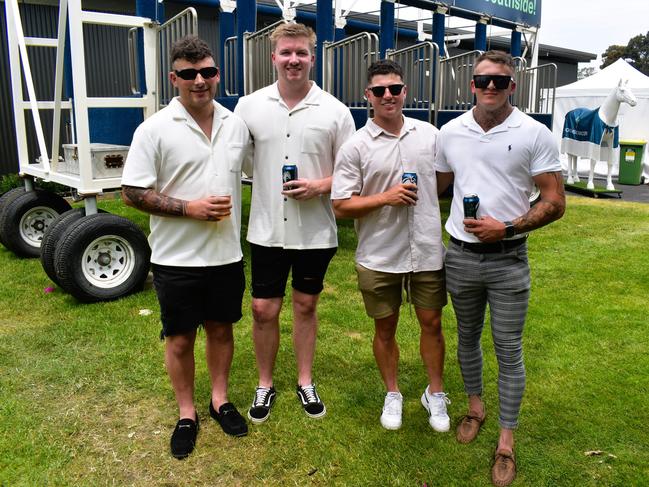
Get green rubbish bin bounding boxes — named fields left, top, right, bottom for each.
left=618, top=140, right=646, bottom=185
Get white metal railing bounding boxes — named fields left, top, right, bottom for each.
left=322, top=32, right=379, bottom=109
left=224, top=35, right=238, bottom=96
left=386, top=42, right=440, bottom=125
left=438, top=50, right=482, bottom=110
left=513, top=63, right=557, bottom=115
left=243, top=20, right=287, bottom=95
left=157, top=8, right=198, bottom=107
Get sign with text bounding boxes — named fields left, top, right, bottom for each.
left=452, top=0, right=542, bottom=27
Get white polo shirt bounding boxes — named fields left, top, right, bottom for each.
left=332, top=117, right=445, bottom=273
left=435, top=107, right=561, bottom=243
left=122, top=97, right=251, bottom=266
left=235, top=82, right=355, bottom=249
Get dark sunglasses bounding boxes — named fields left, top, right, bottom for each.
left=472, top=75, right=512, bottom=90
left=368, top=84, right=405, bottom=97
left=174, top=66, right=219, bottom=81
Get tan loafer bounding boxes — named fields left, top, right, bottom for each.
left=492, top=448, right=516, bottom=486
left=456, top=413, right=486, bottom=444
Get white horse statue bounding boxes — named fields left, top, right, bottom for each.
left=562, top=79, right=637, bottom=190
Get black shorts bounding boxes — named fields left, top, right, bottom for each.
left=152, top=260, right=245, bottom=338
left=250, top=244, right=337, bottom=298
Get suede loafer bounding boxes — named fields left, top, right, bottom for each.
left=209, top=401, right=248, bottom=437
left=456, top=412, right=486, bottom=444
left=170, top=415, right=199, bottom=460
left=492, top=448, right=516, bottom=486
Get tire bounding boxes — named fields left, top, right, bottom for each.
left=0, top=190, right=72, bottom=257
left=54, top=213, right=151, bottom=302
left=40, top=208, right=106, bottom=286
left=0, top=188, right=27, bottom=248
left=529, top=185, right=541, bottom=206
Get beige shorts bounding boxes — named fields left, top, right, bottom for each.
left=355, top=264, right=447, bottom=319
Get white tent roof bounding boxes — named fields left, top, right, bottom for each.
left=556, top=59, right=649, bottom=98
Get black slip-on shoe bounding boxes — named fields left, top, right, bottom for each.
left=170, top=415, right=199, bottom=460
left=209, top=401, right=248, bottom=437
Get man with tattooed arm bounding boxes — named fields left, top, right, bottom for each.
left=435, top=50, right=565, bottom=487
left=121, top=36, right=251, bottom=460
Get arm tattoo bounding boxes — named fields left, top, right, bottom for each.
left=122, top=186, right=187, bottom=217
left=514, top=172, right=566, bottom=233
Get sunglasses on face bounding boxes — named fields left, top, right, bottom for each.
left=368, top=84, right=405, bottom=97
left=472, top=75, right=512, bottom=90
left=174, top=66, right=219, bottom=81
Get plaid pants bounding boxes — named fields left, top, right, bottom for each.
left=445, top=241, right=531, bottom=429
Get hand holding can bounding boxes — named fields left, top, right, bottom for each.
left=463, top=193, right=479, bottom=219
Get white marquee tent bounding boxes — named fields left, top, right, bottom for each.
left=552, top=59, right=649, bottom=180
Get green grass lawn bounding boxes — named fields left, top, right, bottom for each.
left=1, top=190, right=648, bottom=486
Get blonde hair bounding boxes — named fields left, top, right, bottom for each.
left=270, top=22, right=316, bottom=52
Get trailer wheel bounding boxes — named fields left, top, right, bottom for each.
left=54, top=213, right=151, bottom=302
left=41, top=208, right=106, bottom=286
left=0, top=188, right=27, bottom=248
left=0, top=190, right=71, bottom=257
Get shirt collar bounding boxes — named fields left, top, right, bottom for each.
left=267, top=81, right=322, bottom=109
left=366, top=116, right=416, bottom=138
left=169, top=97, right=229, bottom=122
left=464, top=106, right=523, bottom=134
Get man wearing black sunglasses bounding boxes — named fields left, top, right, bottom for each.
left=332, top=60, right=449, bottom=433
left=435, top=50, right=565, bottom=486
left=122, top=35, right=252, bottom=459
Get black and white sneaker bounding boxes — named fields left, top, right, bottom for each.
left=296, top=383, right=326, bottom=418
left=248, top=386, right=277, bottom=424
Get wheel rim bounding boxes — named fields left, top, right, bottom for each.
left=81, top=234, right=137, bottom=289
left=19, top=206, right=60, bottom=248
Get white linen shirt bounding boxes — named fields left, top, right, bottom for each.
left=435, top=107, right=561, bottom=243
left=332, top=117, right=445, bottom=273
left=122, top=97, right=251, bottom=266
left=235, top=82, right=355, bottom=249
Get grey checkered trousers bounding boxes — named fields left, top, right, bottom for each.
left=445, top=241, right=531, bottom=429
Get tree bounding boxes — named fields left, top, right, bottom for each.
left=577, top=67, right=595, bottom=80
left=600, top=31, right=649, bottom=75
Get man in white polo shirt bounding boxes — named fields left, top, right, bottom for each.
left=122, top=36, right=251, bottom=460
left=435, top=50, right=565, bottom=486
left=235, top=23, right=355, bottom=423
left=332, top=60, right=449, bottom=432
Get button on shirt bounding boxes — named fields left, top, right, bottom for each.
left=235, top=82, right=355, bottom=249
left=435, top=108, right=561, bottom=243
left=122, top=98, right=251, bottom=266
left=332, top=117, right=445, bottom=273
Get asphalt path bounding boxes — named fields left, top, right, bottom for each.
left=565, top=177, right=649, bottom=203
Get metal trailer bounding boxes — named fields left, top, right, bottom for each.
left=0, top=0, right=196, bottom=302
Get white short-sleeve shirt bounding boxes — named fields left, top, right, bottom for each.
left=435, top=108, right=561, bottom=243
left=332, top=117, right=445, bottom=273
left=235, top=82, right=356, bottom=249
left=122, top=97, right=251, bottom=266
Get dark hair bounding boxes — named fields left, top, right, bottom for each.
left=474, top=50, right=515, bottom=74
left=170, top=35, right=214, bottom=65
left=367, top=59, right=404, bottom=83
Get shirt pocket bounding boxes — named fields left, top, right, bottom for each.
left=228, top=143, right=246, bottom=172
left=300, top=125, right=329, bottom=155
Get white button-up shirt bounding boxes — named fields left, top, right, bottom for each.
left=332, top=117, right=445, bottom=273
left=122, top=98, right=251, bottom=266
left=235, top=82, right=355, bottom=249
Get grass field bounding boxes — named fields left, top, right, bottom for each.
left=1, top=190, right=648, bottom=486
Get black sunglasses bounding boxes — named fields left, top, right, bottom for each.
left=174, top=66, right=219, bottom=81
left=368, top=84, right=405, bottom=97
left=472, top=75, right=512, bottom=90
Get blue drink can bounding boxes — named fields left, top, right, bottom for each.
left=402, top=172, right=417, bottom=185
left=282, top=164, right=298, bottom=189
left=463, top=193, right=480, bottom=219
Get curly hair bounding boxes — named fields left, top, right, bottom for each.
left=170, top=35, right=214, bottom=65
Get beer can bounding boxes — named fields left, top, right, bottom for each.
left=282, top=164, right=298, bottom=188
left=402, top=172, right=417, bottom=185
left=463, top=193, right=479, bottom=219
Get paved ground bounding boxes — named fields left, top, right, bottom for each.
left=565, top=177, right=649, bottom=203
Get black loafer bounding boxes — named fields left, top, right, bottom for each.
left=170, top=415, right=199, bottom=460
left=209, top=401, right=248, bottom=437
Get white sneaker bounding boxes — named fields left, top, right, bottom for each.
left=421, top=388, right=451, bottom=432
left=381, top=392, right=403, bottom=430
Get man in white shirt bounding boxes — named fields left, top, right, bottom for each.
left=235, top=23, right=355, bottom=423
left=435, top=50, right=565, bottom=486
left=332, top=60, right=449, bottom=432
left=122, top=36, right=250, bottom=460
